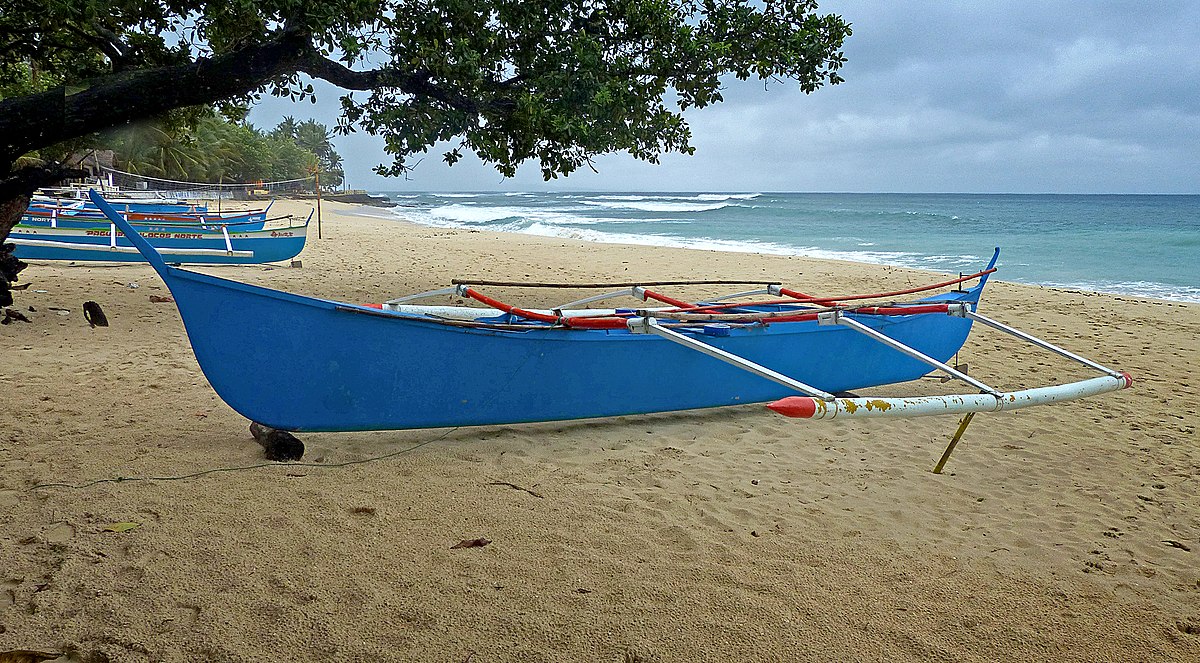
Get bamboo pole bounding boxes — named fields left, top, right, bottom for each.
left=932, top=413, right=975, bottom=474
left=315, top=168, right=322, bottom=239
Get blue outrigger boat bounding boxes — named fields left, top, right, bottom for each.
left=11, top=206, right=308, bottom=265
left=18, top=214, right=268, bottom=233
left=89, top=190, right=1130, bottom=450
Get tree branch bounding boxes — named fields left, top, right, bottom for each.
left=63, top=21, right=125, bottom=66
left=89, top=20, right=132, bottom=67
left=297, top=54, right=483, bottom=113
left=0, top=28, right=315, bottom=166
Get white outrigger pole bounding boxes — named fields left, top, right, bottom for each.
left=623, top=299, right=1130, bottom=473
left=762, top=302, right=1131, bottom=472
left=764, top=302, right=1131, bottom=420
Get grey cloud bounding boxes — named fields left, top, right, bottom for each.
left=249, top=2, right=1199, bottom=192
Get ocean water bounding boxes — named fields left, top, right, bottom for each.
left=375, top=192, right=1200, bottom=303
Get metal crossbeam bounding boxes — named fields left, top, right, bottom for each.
left=822, top=310, right=1002, bottom=397
left=632, top=317, right=835, bottom=400
left=383, top=287, right=458, bottom=306
left=959, top=308, right=1124, bottom=378
left=555, top=288, right=638, bottom=309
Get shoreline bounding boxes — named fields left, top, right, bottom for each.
left=2, top=200, right=1197, bottom=660
left=347, top=201, right=1198, bottom=308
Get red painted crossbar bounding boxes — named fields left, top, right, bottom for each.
left=640, top=289, right=697, bottom=309
left=460, top=287, right=561, bottom=323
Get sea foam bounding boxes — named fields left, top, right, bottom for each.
left=379, top=191, right=1200, bottom=303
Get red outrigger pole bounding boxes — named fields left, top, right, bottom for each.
left=456, top=270, right=993, bottom=329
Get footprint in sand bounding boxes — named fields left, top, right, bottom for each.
left=172, top=604, right=201, bottom=630
left=155, top=604, right=201, bottom=634
left=3, top=579, right=19, bottom=609
left=44, top=522, right=75, bottom=544
left=114, top=566, right=146, bottom=591
left=1176, top=618, right=1200, bottom=636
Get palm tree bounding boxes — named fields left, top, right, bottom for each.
left=109, top=123, right=210, bottom=180
left=295, top=119, right=343, bottom=189
left=294, top=119, right=332, bottom=158
left=272, top=115, right=299, bottom=140
left=323, top=151, right=345, bottom=189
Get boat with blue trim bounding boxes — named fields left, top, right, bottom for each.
left=82, top=187, right=1130, bottom=469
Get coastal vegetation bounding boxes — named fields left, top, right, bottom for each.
left=0, top=0, right=851, bottom=304
left=106, top=115, right=343, bottom=186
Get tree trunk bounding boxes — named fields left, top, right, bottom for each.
left=0, top=164, right=85, bottom=306
left=0, top=211, right=27, bottom=308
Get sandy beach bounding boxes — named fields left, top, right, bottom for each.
left=1, top=199, right=1197, bottom=661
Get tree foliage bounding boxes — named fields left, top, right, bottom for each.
left=292, top=119, right=344, bottom=187
left=105, top=115, right=334, bottom=185
left=1, top=0, right=849, bottom=182
left=0, top=0, right=849, bottom=297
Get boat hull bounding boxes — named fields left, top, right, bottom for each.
left=33, top=197, right=208, bottom=215
left=157, top=267, right=982, bottom=431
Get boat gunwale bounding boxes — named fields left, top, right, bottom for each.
left=164, top=260, right=985, bottom=342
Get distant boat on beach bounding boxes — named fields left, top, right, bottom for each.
left=20, top=205, right=271, bottom=232
left=11, top=194, right=310, bottom=265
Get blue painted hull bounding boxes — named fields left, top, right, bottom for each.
left=23, top=204, right=268, bottom=232
left=159, top=268, right=985, bottom=431
left=87, top=188, right=996, bottom=432
left=10, top=223, right=307, bottom=264
left=18, top=217, right=267, bottom=232
left=101, top=202, right=205, bottom=214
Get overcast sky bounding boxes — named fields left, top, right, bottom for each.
left=247, top=1, right=1199, bottom=193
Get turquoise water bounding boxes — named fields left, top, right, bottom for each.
left=375, top=192, right=1200, bottom=303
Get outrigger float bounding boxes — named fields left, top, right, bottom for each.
left=89, top=190, right=1130, bottom=470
